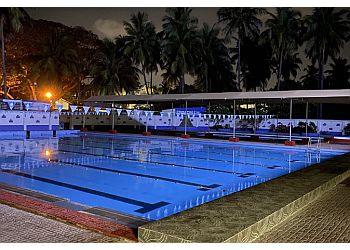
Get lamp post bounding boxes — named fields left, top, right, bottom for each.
left=44, top=91, right=53, bottom=134
left=33, top=82, right=37, bottom=100
left=45, top=92, right=53, bottom=107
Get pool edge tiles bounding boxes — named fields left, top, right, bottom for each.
left=0, top=184, right=138, bottom=242
left=138, top=152, right=350, bottom=243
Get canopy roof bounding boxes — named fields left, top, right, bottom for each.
left=85, top=89, right=350, bottom=105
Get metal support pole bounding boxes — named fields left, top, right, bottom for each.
left=171, top=102, right=174, bottom=131
left=184, top=100, right=188, bottom=135
left=254, top=102, right=257, bottom=134
left=111, top=103, right=115, bottom=130
left=289, top=99, right=293, bottom=141
left=145, top=101, right=149, bottom=132
left=233, top=100, right=236, bottom=138
left=82, top=114, right=86, bottom=129
left=145, top=117, right=148, bottom=133
left=305, top=102, right=309, bottom=137
left=145, top=111, right=148, bottom=133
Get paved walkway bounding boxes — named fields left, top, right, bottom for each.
left=0, top=203, right=127, bottom=243
left=254, top=179, right=350, bottom=243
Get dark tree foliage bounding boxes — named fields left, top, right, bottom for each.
left=195, top=23, right=236, bottom=93
left=325, top=57, right=350, bottom=89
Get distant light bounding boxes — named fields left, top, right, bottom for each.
left=45, top=150, right=51, bottom=157
left=45, top=92, right=52, bottom=99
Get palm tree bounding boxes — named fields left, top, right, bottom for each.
left=161, top=7, right=201, bottom=94
left=30, top=29, right=79, bottom=100
left=304, top=8, right=350, bottom=91
left=280, top=52, right=302, bottom=82
left=260, top=8, right=302, bottom=91
left=304, top=8, right=350, bottom=118
left=90, top=37, right=140, bottom=96
left=124, top=12, right=158, bottom=95
left=300, top=64, right=319, bottom=90
left=195, top=23, right=235, bottom=92
left=236, top=35, right=272, bottom=91
left=147, top=32, right=161, bottom=94
left=217, top=7, right=266, bottom=90
left=325, top=57, right=350, bottom=89
left=0, top=7, right=28, bottom=98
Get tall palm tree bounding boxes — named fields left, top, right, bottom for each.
left=31, top=29, right=79, bottom=100
left=217, top=7, right=266, bottom=90
left=196, top=23, right=235, bottom=92
left=300, top=64, right=319, bottom=90
left=90, top=37, right=140, bottom=96
left=161, top=7, right=201, bottom=94
left=280, top=52, right=302, bottom=82
left=124, top=12, right=158, bottom=95
left=0, top=7, right=28, bottom=98
left=304, top=8, right=350, bottom=91
left=325, top=57, right=350, bottom=89
left=304, top=8, right=350, bottom=118
left=236, top=35, right=272, bottom=91
left=147, top=32, right=161, bottom=94
left=260, top=8, right=302, bottom=90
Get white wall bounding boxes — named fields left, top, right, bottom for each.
left=0, top=110, right=59, bottom=131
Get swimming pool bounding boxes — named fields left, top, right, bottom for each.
left=0, top=133, right=345, bottom=222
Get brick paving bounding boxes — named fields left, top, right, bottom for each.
left=0, top=189, right=137, bottom=241
left=0, top=203, right=128, bottom=243
left=254, top=180, right=350, bottom=243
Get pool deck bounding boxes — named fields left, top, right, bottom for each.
left=138, top=151, right=350, bottom=242
left=254, top=178, right=350, bottom=243
left=0, top=186, right=138, bottom=242
left=0, top=203, right=127, bottom=243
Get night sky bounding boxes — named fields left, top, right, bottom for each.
left=25, top=7, right=350, bottom=89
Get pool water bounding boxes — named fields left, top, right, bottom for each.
left=0, top=134, right=345, bottom=221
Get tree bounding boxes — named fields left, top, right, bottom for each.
left=147, top=31, right=161, bottom=94
left=161, top=7, right=201, bottom=94
left=233, top=35, right=272, bottom=91
left=90, top=37, right=140, bottom=96
left=325, top=57, right=350, bottom=89
left=260, top=8, right=302, bottom=90
left=304, top=8, right=350, bottom=90
left=304, top=8, right=350, bottom=118
left=300, top=64, right=319, bottom=90
left=124, top=12, right=158, bottom=95
left=0, top=7, right=28, bottom=98
left=30, top=29, right=79, bottom=100
left=4, top=19, right=102, bottom=101
left=217, top=7, right=266, bottom=90
left=195, top=23, right=235, bottom=93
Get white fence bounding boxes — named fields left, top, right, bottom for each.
left=0, top=110, right=60, bottom=131
left=60, top=112, right=350, bottom=135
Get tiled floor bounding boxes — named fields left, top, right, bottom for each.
left=254, top=179, right=350, bottom=243
left=0, top=203, right=128, bottom=243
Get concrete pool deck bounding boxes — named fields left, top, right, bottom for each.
left=0, top=203, right=128, bottom=243
left=138, top=152, right=350, bottom=242
left=254, top=178, right=350, bottom=243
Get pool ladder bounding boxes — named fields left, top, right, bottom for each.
left=307, top=137, right=321, bottom=151
left=307, top=137, right=321, bottom=163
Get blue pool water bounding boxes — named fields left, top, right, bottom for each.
left=0, top=133, right=345, bottom=221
